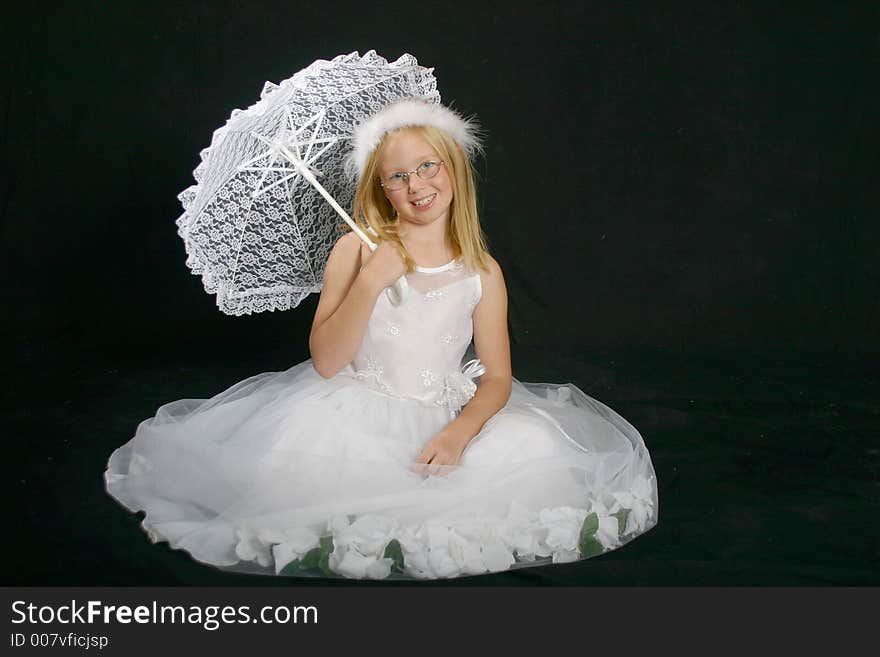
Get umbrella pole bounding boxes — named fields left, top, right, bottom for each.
left=277, top=144, right=376, bottom=249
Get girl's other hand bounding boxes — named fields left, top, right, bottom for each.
left=358, top=239, right=407, bottom=290
left=411, top=429, right=470, bottom=476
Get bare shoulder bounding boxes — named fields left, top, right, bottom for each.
left=485, top=255, right=504, bottom=277
left=325, top=231, right=363, bottom=273
left=331, top=230, right=362, bottom=258
left=475, top=255, right=507, bottom=311
left=478, top=255, right=506, bottom=289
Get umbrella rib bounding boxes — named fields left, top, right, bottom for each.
left=255, top=160, right=276, bottom=196
left=300, top=138, right=340, bottom=175
left=249, top=132, right=286, bottom=197
left=283, top=175, right=319, bottom=290
left=301, top=110, right=325, bottom=166
left=239, top=166, right=298, bottom=173
left=253, top=171, right=299, bottom=197
left=239, top=139, right=337, bottom=174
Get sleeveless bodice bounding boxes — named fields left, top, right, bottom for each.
left=343, top=258, right=483, bottom=410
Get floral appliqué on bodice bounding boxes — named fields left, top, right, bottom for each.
left=343, top=258, right=483, bottom=415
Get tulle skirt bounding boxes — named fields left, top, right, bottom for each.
left=105, top=360, right=659, bottom=579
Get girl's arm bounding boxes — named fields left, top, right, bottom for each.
left=415, top=256, right=513, bottom=467
left=309, top=233, right=403, bottom=378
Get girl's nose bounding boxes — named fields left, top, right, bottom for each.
left=407, top=174, right=424, bottom=193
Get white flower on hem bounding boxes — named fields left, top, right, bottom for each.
left=449, top=530, right=487, bottom=575
left=395, top=525, right=425, bottom=553
left=481, top=541, right=516, bottom=572
left=271, top=542, right=307, bottom=574
left=334, top=515, right=397, bottom=558
left=507, top=530, right=542, bottom=561
left=552, top=549, right=581, bottom=564
left=540, top=506, right=588, bottom=552
left=330, top=547, right=393, bottom=579
left=259, top=526, right=319, bottom=551
left=498, top=501, right=541, bottom=559
left=264, top=528, right=321, bottom=574
left=428, top=547, right=460, bottom=578
left=610, top=475, right=655, bottom=536
left=393, top=525, right=438, bottom=579
left=365, top=557, right=394, bottom=579
left=401, top=547, right=433, bottom=579
left=234, top=528, right=272, bottom=568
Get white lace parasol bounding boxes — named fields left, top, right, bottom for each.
left=175, top=50, right=440, bottom=315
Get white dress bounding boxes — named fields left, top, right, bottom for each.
left=105, top=258, right=659, bottom=579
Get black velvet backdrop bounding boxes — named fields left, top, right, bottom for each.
left=3, top=1, right=878, bottom=585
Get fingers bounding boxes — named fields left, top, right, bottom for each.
left=410, top=454, right=433, bottom=477
left=410, top=448, right=433, bottom=476
left=411, top=452, right=459, bottom=478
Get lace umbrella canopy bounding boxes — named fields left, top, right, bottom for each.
left=175, top=51, right=439, bottom=315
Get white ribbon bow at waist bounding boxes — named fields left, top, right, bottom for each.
left=435, top=358, right=487, bottom=417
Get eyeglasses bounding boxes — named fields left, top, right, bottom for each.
left=379, top=160, right=445, bottom=191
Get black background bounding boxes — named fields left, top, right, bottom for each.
left=2, top=1, right=878, bottom=585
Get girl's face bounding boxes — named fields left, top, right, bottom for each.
left=377, top=129, right=453, bottom=230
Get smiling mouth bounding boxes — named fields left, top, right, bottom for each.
left=411, top=193, right=436, bottom=208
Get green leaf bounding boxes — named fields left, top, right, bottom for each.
left=579, top=535, right=604, bottom=558
left=279, top=559, right=301, bottom=576
left=612, top=509, right=631, bottom=537
left=578, top=512, right=603, bottom=557
left=384, top=539, right=405, bottom=572
left=300, top=547, right=321, bottom=570
left=318, top=535, right=335, bottom=576
left=580, top=512, right=599, bottom=538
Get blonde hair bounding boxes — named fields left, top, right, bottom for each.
left=346, top=125, right=491, bottom=273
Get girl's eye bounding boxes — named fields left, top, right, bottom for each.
left=419, top=161, right=437, bottom=174
left=388, top=172, right=407, bottom=182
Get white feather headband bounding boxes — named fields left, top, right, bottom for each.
left=346, top=98, right=482, bottom=179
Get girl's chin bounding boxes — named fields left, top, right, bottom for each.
left=400, top=211, right=448, bottom=226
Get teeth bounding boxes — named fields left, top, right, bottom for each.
left=413, top=194, right=435, bottom=207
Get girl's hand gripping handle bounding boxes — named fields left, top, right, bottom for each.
left=369, top=242, right=409, bottom=305
left=360, top=240, right=409, bottom=306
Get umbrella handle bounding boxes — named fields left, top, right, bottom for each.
left=385, top=276, right=409, bottom=306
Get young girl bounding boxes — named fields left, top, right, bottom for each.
left=105, top=98, right=658, bottom=579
